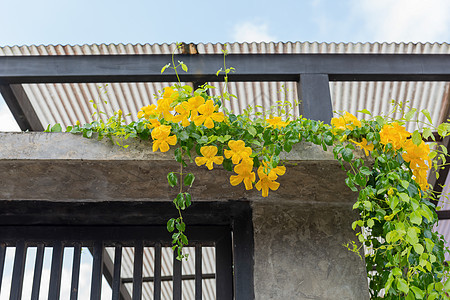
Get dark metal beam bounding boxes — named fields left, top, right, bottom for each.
left=0, top=84, right=43, bottom=131
left=1, top=54, right=450, bottom=84
left=298, top=74, right=333, bottom=123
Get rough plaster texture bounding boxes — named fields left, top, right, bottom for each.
left=253, top=202, right=369, bottom=299
left=0, top=133, right=357, bottom=203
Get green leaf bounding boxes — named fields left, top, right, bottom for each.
left=413, top=243, right=424, bottom=254
left=367, top=218, right=374, bottom=228
left=410, top=286, right=424, bottom=299
left=161, top=63, right=170, bottom=74
left=176, top=221, right=185, bottom=232
left=342, top=148, right=353, bottom=162
left=410, top=211, right=422, bottom=225
left=421, top=109, right=432, bottom=124
left=398, top=193, right=410, bottom=203
left=174, top=148, right=183, bottom=163
left=422, top=127, right=433, bottom=141
left=396, top=278, right=409, bottom=294
left=360, top=166, right=372, bottom=176
left=167, top=172, right=178, bottom=187
left=222, top=158, right=233, bottom=172
left=181, top=63, right=188, bottom=72
left=51, top=123, right=62, bottom=132
left=405, top=108, right=417, bottom=121
left=357, top=109, right=372, bottom=115
left=197, top=136, right=208, bottom=144
left=247, top=126, right=257, bottom=137
left=405, top=292, right=414, bottom=300
left=412, top=130, right=422, bottom=146
left=167, top=218, right=175, bottom=232
left=184, top=193, right=192, bottom=208
left=184, top=173, right=195, bottom=187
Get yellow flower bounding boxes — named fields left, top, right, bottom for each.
left=384, top=214, right=394, bottom=221
left=402, top=139, right=431, bottom=171
left=137, top=104, right=158, bottom=120
left=194, top=100, right=225, bottom=129
left=379, top=122, right=410, bottom=150
left=195, top=146, right=224, bottom=170
left=162, top=86, right=179, bottom=100
left=255, top=167, right=280, bottom=197
left=260, top=161, right=286, bottom=180
left=224, top=140, right=252, bottom=164
left=266, top=116, right=290, bottom=129
left=146, top=119, right=161, bottom=129
left=351, top=138, right=374, bottom=156
left=412, top=167, right=430, bottom=191
left=331, top=112, right=361, bottom=131
left=151, top=125, right=177, bottom=152
left=186, top=96, right=205, bottom=118
left=173, top=102, right=191, bottom=127
left=156, top=97, right=174, bottom=122
left=76, top=120, right=81, bottom=126
left=230, top=159, right=256, bottom=190
left=388, top=188, right=394, bottom=196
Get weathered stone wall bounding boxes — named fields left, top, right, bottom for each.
left=253, top=202, right=369, bottom=299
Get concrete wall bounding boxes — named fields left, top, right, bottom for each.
left=253, top=202, right=369, bottom=300
left=0, top=132, right=370, bottom=299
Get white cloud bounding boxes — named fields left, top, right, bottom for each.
left=0, top=104, right=20, bottom=132
left=354, top=0, right=450, bottom=42
left=232, top=21, right=276, bottom=43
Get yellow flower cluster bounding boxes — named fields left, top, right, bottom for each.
left=266, top=116, right=290, bottom=129
left=331, top=112, right=432, bottom=191
left=137, top=87, right=226, bottom=153
left=137, top=87, right=225, bottom=131
left=331, top=112, right=362, bottom=132
left=194, top=140, right=285, bottom=197
left=379, top=122, right=411, bottom=151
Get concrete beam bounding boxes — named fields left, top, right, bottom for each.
left=0, top=132, right=354, bottom=203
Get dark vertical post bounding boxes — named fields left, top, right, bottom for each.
left=0, top=243, right=6, bottom=293
left=111, top=245, right=122, bottom=300
left=195, top=244, right=202, bottom=300
left=10, top=241, right=26, bottom=300
left=31, top=244, right=44, bottom=300
left=48, top=242, right=64, bottom=300
left=233, top=208, right=254, bottom=300
left=173, top=250, right=182, bottom=300
left=216, top=232, right=233, bottom=300
left=297, top=74, right=333, bottom=124
left=70, top=244, right=81, bottom=300
left=133, top=241, right=143, bottom=300
left=90, top=241, right=103, bottom=300
left=153, top=243, right=161, bottom=300
left=0, top=84, right=43, bottom=131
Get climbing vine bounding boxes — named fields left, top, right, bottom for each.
left=46, top=46, right=450, bottom=299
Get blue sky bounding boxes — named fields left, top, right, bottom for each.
left=1, top=0, right=449, bottom=46
left=1, top=0, right=450, bottom=130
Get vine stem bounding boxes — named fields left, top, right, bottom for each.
left=177, top=147, right=184, bottom=220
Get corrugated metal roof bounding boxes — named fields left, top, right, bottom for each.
left=2, top=41, right=450, bottom=298
left=2, top=42, right=449, bottom=132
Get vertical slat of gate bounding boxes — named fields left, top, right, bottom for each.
left=133, top=241, right=143, bottom=300
left=70, top=244, right=81, bottom=300
left=153, top=243, right=161, bottom=300
left=9, top=240, right=26, bottom=300
left=0, top=243, right=6, bottom=293
left=30, top=244, right=44, bottom=300
left=173, top=251, right=182, bottom=300
left=90, top=241, right=103, bottom=300
left=216, top=232, right=233, bottom=300
left=111, top=245, right=122, bottom=300
left=195, top=244, right=202, bottom=300
left=48, top=241, right=64, bottom=300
